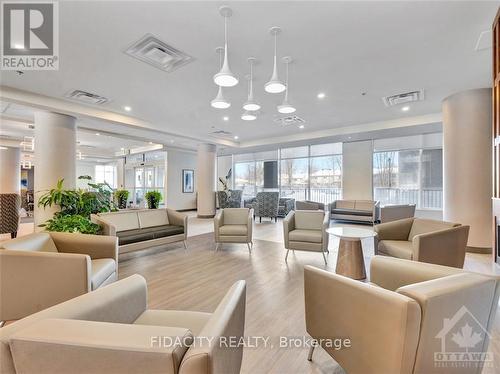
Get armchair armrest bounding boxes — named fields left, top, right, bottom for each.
left=167, top=209, right=188, bottom=238
left=370, top=256, right=462, bottom=291
left=50, top=232, right=118, bottom=262
left=91, top=214, right=116, bottom=236
left=247, top=208, right=253, bottom=242
left=373, top=217, right=414, bottom=241
left=304, top=266, right=421, bottom=374
left=412, top=225, right=469, bottom=268
left=283, top=211, right=295, bottom=249
left=9, top=319, right=193, bottom=374
left=322, top=211, right=329, bottom=251
left=214, top=210, right=223, bottom=242
left=0, top=250, right=91, bottom=320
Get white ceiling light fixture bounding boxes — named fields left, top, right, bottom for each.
left=124, top=106, right=131, bottom=112
left=241, top=111, right=257, bottom=121
left=277, top=57, right=296, bottom=114
left=265, top=27, right=286, bottom=94
left=211, top=47, right=231, bottom=109
left=213, top=6, right=238, bottom=87
left=317, top=92, right=326, bottom=99
left=401, top=105, right=410, bottom=112
left=243, top=57, right=260, bottom=111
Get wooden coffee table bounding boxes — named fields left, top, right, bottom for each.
left=326, top=227, right=377, bottom=280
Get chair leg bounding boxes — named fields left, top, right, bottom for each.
left=259, top=217, right=262, bottom=223
left=215, top=243, right=220, bottom=251
left=285, top=249, right=290, bottom=262
left=322, top=251, right=328, bottom=265
left=247, top=242, right=252, bottom=252
left=183, top=240, right=188, bottom=250
left=307, top=345, right=315, bottom=361
left=10, top=231, right=17, bottom=239
left=0, top=321, right=5, bottom=328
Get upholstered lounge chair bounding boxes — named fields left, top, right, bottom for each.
left=214, top=208, right=253, bottom=251
left=0, top=232, right=118, bottom=322
left=374, top=217, right=469, bottom=268
left=0, top=275, right=247, bottom=374
left=304, top=256, right=500, bottom=374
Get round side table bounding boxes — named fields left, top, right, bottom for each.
left=326, top=227, right=377, bottom=280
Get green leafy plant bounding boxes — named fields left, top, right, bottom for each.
left=114, top=189, right=129, bottom=209
left=37, top=177, right=118, bottom=233
left=40, top=214, right=101, bottom=234
left=145, top=190, right=162, bottom=209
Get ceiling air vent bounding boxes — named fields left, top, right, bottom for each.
left=209, top=129, right=233, bottom=139
left=274, top=115, right=305, bottom=127
left=382, top=90, right=424, bottom=107
left=124, top=34, right=194, bottom=73
left=65, top=90, right=109, bottom=105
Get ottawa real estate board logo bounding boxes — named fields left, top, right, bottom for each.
left=1, top=1, right=58, bottom=70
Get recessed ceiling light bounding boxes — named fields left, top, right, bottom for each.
left=223, top=116, right=229, bottom=121
left=95, top=133, right=100, bottom=136
left=234, top=135, right=239, bottom=140
left=124, top=106, right=131, bottom=112
left=120, top=147, right=125, bottom=151
left=299, top=125, right=305, bottom=129
left=317, top=92, right=326, bottom=99
left=401, top=106, right=410, bottom=112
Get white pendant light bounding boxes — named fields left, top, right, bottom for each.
left=277, top=57, right=296, bottom=114
left=243, top=57, right=260, bottom=111
left=265, top=27, right=286, bottom=94
left=211, top=47, right=231, bottom=109
left=241, top=111, right=257, bottom=121
left=213, top=6, right=238, bottom=87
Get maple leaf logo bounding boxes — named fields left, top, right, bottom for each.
left=451, top=323, right=482, bottom=350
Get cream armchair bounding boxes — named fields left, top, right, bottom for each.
left=283, top=210, right=329, bottom=264
left=304, top=256, right=500, bottom=374
left=214, top=208, right=253, bottom=251
left=0, top=232, right=118, bottom=322
left=0, top=275, right=246, bottom=374
left=374, top=218, right=469, bottom=268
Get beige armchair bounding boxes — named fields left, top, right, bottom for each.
left=0, top=232, right=118, bottom=322
left=305, top=256, right=500, bottom=374
left=0, top=274, right=246, bottom=374
left=283, top=210, right=329, bottom=264
left=374, top=217, right=469, bottom=268
left=214, top=208, right=253, bottom=251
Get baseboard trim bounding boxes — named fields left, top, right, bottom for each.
left=466, top=246, right=491, bottom=254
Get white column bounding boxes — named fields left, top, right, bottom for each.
left=342, top=140, right=373, bottom=200
left=116, top=158, right=125, bottom=188
left=34, top=112, right=77, bottom=229
left=196, top=143, right=216, bottom=218
left=442, top=88, right=492, bottom=250
left=0, top=146, right=20, bottom=194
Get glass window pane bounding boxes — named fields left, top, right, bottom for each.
left=135, top=168, right=144, bottom=188
left=280, top=146, right=308, bottom=159
left=309, top=155, right=342, bottom=203
left=234, top=162, right=255, bottom=199
left=279, top=158, right=309, bottom=200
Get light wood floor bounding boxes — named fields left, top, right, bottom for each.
left=3, top=214, right=500, bottom=373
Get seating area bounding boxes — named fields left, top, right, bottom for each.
left=0, top=2, right=499, bottom=373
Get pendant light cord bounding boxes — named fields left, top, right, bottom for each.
left=249, top=60, right=253, bottom=98
left=285, top=61, right=289, bottom=100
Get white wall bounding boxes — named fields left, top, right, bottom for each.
left=76, top=161, right=96, bottom=189
left=0, top=146, right=20, bottom=193
left=166, top=149, right=197, bottom=210
left=342, top=140, right=373, bottom=200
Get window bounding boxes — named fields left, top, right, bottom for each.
left=230, top=143, right=342, bottom=204
left=373, top=134, right=443, bottom=209
left=95, top=165, right=116, bottom=188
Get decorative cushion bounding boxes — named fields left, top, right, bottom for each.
left=408, top=219, right=459, bottom=241
left=0, top=232, right=58, bottom=253
left=91, top=259, right=116, bottom=289
left=294, top=211, right=325, bottom=230
left=219, top=224, right=248, bottom=236
left=138, top=210, right=169, bottom=228
left=378, top=240, right=413, bottom=260
left=289, top=229, right=322, bottom=243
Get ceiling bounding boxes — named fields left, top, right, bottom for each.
left=0, top=1, right=497, bottom=149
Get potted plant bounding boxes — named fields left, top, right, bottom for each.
left=114, top=189, right=129, bottom=209
left=145, top=190, right=162, bottom=209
